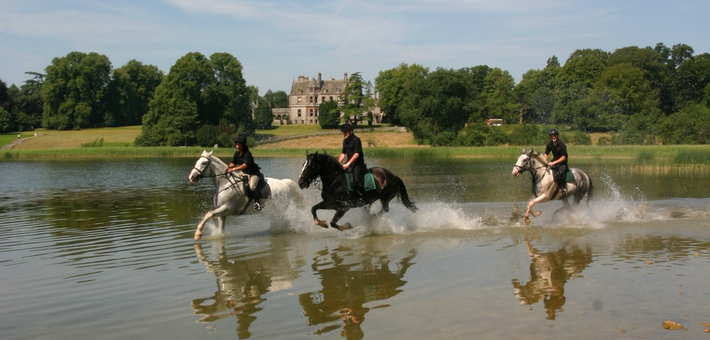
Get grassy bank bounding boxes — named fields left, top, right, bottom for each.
left=6, top=144, right=710, bottom=165
left=4, top=126, right=710, bottom=165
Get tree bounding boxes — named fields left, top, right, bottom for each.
left=675, top=53, right=710, bottom=109
left=10, top=72, right=44, bottom=130
left=42, top=51, right=112, bottom=130
left=105, top=60, right=163, bottom=126
left=136, top=52, right=250, bottom=146
left=0, top=77, right=10, bottom=111
left=318, top=99, right=340, bottom=129
left=482, top=68, right=517, bottom=123
left=398, top=67, right=478, bottom=143
left=339, top=72, right=373, bottom=125
left=263, top=90, right=288, bottom=108
left=660, top=104, right=710, bottom=144
left=375, top=63, right=428, bottom=125
left=558, top=48, right=609, bottom=88
left=252, top=96, right=273, bottom=130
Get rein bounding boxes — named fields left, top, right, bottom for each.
left=518, top=154, right=550, bottom=196
left=196, top=155, right=251, bottom=213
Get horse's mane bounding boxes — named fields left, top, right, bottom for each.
left=202, top=150, right=227, bottom=167
left=529, top=150, right=548, bottom=166
left=315, top=151, right=345, bottom=173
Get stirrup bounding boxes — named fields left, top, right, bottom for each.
left=560, top=189, right=567, bottom=196
left=253, top=202, right=261, bottom=211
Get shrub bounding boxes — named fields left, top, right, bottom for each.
left=196, top=124, right=217, bottom=147
left=597, top=136, right=612, bottom=146
left=486, top=128, right=509, bottom=146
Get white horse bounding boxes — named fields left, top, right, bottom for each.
left=512, top=149, right=593, bottom=225
left=188, top=150, right=301, bottom=240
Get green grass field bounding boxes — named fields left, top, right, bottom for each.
left=4, top=125, right=710, bottom=166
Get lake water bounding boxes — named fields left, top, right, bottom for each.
left=1, top=156, right=709, bottom=339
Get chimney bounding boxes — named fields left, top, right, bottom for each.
left=318, top=73, right=321, bottom=86
left=344, top=73, right=348, bottom=81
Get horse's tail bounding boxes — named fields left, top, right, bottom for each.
left=286, top=179, right=306, bottom=209
left=396, top=176, right=418, bottom=212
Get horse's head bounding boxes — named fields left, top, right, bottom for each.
left=189, top=150, right=214, bottom=183
left=298, top=151, right=320, bottom=189
left=512, top=149, right=534, bottom=177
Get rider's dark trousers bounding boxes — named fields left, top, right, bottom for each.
left=552, top=164, right=567, bottom=191
left=351, top=164, right=366, bottom=192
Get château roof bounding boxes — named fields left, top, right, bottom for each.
left=290, top=75, right=348, bottom=96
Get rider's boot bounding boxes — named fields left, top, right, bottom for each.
left=355, top=187, right=365, bottom=205
left=559, top=182, right=567, bottom=197
left=253, top=190, right=262, bottom=211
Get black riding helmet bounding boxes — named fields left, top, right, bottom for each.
left=341, top=123, right=354, bottom=132
left=549, top=128, right=560, bottom=136
left=233, top=135, right=247, bottom=145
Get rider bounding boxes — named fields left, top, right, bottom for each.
left=227, top=135, right=262, bottom=211
left=338, top=122, right=366, bottom=199
left=545, top=128, right=568, bottom=196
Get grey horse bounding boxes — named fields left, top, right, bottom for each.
left=189, top=150, right=301, bottom=240
left=512, top=149, right=593, bottom=225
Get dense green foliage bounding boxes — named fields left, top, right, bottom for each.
left=7, top=73, right=44, bottom=131
left=377, top=43, right=710, bottom=146
left=42, top=52, right=113, bottom=130
left=136, top=52, right=251, bottom=146
left=263, top=90, right=288, bottom=108
left=318, top=100, right=340, bottom=129
left=105, top=60, right=163, bottom=127
left=339, top=72, right=375, bottom=126
left=2, top=41, right=709, bottom=146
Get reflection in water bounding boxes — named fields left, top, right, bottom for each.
left=299, top=245, right=417, bottom=339
left=512, top=236, right=593, bottom=320
left=191, top=239, right=304, bottom=338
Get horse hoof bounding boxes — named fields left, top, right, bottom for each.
left=532, top=210, right=542, bottom=217
left=524, top=217, right=531, bottom=225
left=339, top=223, right=352, bottom=231
left=315, top=219, right=328, bottom=229
left=194, top=232, right=202, bottom=241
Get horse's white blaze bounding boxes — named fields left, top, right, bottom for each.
left=300, top=161, right=307, bottom=176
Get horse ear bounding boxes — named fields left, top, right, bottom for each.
left=522, top=148, right=526, bottom=153
left=305, top=150, right=309, bottom=156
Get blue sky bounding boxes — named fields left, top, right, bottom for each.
left=1, top=0, right=709, bottom=94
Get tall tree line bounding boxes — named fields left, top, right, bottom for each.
left=2, top=42, right=709, bottom=145
left=376, top=43, right=710, bottom=145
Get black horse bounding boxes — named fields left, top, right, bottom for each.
left=298, top=151, right=417, bottom=230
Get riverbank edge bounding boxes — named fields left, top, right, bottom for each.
left=5, top=145, right=710, bottom=165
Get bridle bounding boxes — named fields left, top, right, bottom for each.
left=193, top=155, right=247, bottom=187
left=300, top=155, right=341, bottom=190
left=516, top=153, right=551, bottom=192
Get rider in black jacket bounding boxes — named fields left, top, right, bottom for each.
left=545, top=128, right=568, bottom=196
left=227, top=135, right=262, bottom=210
left=338, top=123, right=366, bottom=199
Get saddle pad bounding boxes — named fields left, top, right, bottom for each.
left=345, top=172, right=377, bottom=191
left=565, top=170, right=575, bottom=183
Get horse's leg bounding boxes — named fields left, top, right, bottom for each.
left=524, top=195, right=549, bottom=225
left=311, top=201, right=329, bottom=229
left=217, top=216, right=226, bottom=235
left=374, top=196, right=392, bottom=216
left=195, top=205, right=232, bottom=240
left=330, top=209, right=352, bottom=231
left=551, top=198, right=570, bottom=220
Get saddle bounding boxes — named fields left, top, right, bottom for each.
left=553, top=168, right=575, bottom=184
left=241, top=174, right=272, bottom=199
left=345, top=170, right=377, bottom=192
